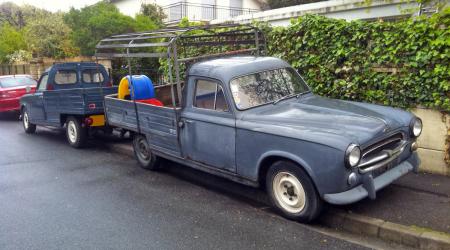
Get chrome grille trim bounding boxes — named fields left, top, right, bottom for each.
left=358, top=140, right=408, bottom=173
left=357, top=133, right=407, bottom=174
left=362, top=133, right=404, bottom=158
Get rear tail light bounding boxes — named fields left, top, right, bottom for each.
left=84, top=117, right=93, bottom=126
left=105, top=81, right=112, bottom=87
left=46, top=84, right=54, bottom=90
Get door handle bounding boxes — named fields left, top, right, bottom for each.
left=178, top=119, right=193, bottom=128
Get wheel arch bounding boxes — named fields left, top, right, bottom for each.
left=256, top=151, right=317, bottom=190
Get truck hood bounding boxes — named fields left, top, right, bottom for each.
left=240, top=94, right=413, bottom=148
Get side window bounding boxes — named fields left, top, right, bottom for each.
left=82, top=69, right=104, bottom=83
left=194, top=79, right=228, bottom=112
left=54, top=70, right=77, bottom=85
left=37, top=75, right=49, bottom=91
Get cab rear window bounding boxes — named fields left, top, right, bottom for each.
left=82, top=69, right=105, bottom=84
left=55, top=70, right=77, bottom=85
left=0, top=76, right=37, bottom=88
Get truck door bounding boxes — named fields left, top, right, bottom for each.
left=29, top=73, right=49, bottom=123
left=180, top=77, right=236, bottom=173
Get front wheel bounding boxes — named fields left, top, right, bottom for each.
left=133, top=134, right=161, bottom=170
left=22, top=107, right=36, bottom=134
left=266, top=161, right=322, bottom=222
left=66, top=117, right=87, bottom=148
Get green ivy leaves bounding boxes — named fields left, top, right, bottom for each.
left=263, top=11, right=450, bottom=111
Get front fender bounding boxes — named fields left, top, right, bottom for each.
left=256, top=150, right=318, bottom=186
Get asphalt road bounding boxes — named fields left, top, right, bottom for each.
left=0, top=112, right=369, bottom=250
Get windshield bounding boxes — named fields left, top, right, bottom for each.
left=229, top=67, right=309, bottom=110
left=0, top=76, right=37, bottom=88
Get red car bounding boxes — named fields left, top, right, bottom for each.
left=0, top=75, right=37, bottom=113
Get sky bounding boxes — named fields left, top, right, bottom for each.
left=0, top=0, right=101, bottom=12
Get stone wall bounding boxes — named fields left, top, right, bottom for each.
left=412, top=108, right=450, bottom=176
left=0, top=56, right=112, bottom=80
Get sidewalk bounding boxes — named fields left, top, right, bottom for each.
left=107, top=140, right=450, bottom=248
left=336, top=172, right=450, bottom=234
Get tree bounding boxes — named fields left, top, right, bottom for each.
left=0, top=23, right=27, bottom=63
left=0, top=2, right=49, bottom=29
left=64, top=2, right=138, bottom=56
left=140, top=3, right=166, bottom=27
left=25, top=13, right=78, bottom=58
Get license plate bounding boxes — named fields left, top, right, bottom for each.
left=373, top=162, right=394, bottom=177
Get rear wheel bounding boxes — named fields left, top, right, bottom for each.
left=22, top=107, right=36, bottom=134
left=66, top=117, right=87, bottom=148
left=133, top=134, right=161, bottom=170
left=266, top=161, right=322, bottom=222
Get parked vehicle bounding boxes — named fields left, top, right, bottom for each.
left=0, top=75, right=37, bottom=113
left=97, top=25, right=422, bottom=222
left=20, top=62, right=117, bottom=147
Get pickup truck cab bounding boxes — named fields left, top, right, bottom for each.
left=20, top=62, right=117, bottom=147
left=98, top=25, right=421, bottom=222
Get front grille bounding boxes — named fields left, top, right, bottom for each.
left=358, top=133, right=406, bottom=174
left=362, top=133, right=404, bottom=159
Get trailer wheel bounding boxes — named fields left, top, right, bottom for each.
left=66, top=116, right=87, bottom=148
left=266, top=161, right=322, bottom=223
left=133, top=134, right=161, bottom=170
left=22, top=107, right=36, bottom=134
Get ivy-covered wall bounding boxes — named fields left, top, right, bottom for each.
left=265, top=9, right=450, bottom=111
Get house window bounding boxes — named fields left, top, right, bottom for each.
left=230, top=0, right=243, bottom=17
left=202, top=0, right=215, bottom=19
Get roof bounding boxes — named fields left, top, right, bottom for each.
left=188, top=56, right=290, bottom=83
left=44, top=62, right=104, bottom=73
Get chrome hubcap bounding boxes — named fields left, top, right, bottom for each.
left=67, top=121, right=77, bottom=143
left=273, top=171, right=306, bottom=214
left=23, top=112, right=29, bottom=129
left=137, top=138, right=150, bottom=161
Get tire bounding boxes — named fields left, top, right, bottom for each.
left=133, top=134, right=161, bottom=170
left=22, top=107, right=36, bottom=134
left=266, top=161, right=322, bottom=222
left=66, top=116, right=87, bottom=148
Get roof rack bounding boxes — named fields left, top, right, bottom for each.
left=95, top=24, right=265, bottom=60
left=94, top=24, right=266, bottom=108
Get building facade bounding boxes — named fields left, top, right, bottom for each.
left=110, top=0, right=264, bottom=24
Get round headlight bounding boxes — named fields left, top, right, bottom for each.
left=345, top=144, right=361, bottom=168
left=410, top=118, right=422, bottom=137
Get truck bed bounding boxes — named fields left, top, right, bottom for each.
left=104, top=94, right=181, bottom=156
left=44, top=87, right=117, bottom=122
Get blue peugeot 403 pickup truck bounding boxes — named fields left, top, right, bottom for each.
left=97, top=25, right=422, bottom=222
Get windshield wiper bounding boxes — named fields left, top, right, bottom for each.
left=273, top=90, right=311, bottom=105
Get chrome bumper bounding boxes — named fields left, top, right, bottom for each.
left=323, top=153, right=419, bottom=205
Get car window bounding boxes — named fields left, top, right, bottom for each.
left=54, top=70, right=77, bottom=85
left=82, top=69, right=104, bottom=83
left=194, top=79, right=228, bottom=112
left=37, top=75, right=49, bottom=91
left=229, top=67, right=309, bottom=110
left=0, top=76, right=37, bottom=88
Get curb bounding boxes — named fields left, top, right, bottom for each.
left=108, top=142, right=450, bottom=249
left=320, top=210, right=450, bottom=250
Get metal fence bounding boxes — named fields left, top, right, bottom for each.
left=162, top=3, right=258, bottom=24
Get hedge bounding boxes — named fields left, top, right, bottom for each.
left=265, top=9, right=450, bottom=111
